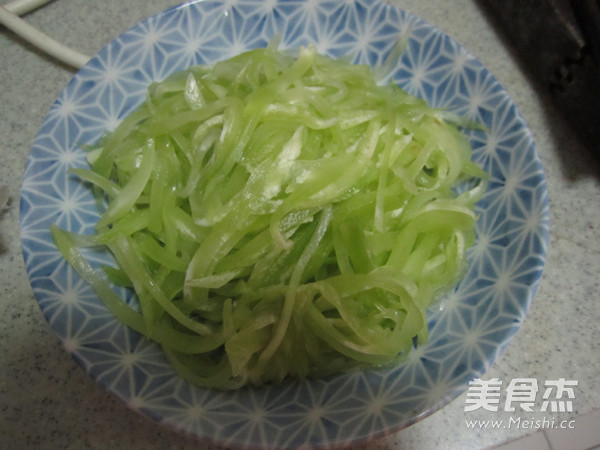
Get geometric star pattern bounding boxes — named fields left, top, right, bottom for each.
left=19, top=0, right=549, bottom=447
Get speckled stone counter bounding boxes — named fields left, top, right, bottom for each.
left=1, top=1, right=599, bottom=449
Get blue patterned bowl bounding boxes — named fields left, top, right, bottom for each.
left=20, top=0, right=549, bottom=447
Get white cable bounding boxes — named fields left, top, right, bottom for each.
left=0, top=5, right=90, bottom=69
left=3, top=0, right=54, bottom=16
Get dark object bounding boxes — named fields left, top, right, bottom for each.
left=478, top=0, right=600, bottom=154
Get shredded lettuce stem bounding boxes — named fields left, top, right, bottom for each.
left=52, top=44, right=486, bottom=389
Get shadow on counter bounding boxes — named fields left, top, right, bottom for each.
left=475, top=0, right=600, bottom=181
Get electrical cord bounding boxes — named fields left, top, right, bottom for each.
left=0, top=0, right=90, bottom=69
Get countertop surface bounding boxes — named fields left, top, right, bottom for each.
left=1, top=1, right=599, bottom=449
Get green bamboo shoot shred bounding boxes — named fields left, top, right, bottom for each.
left=51, top=44, right=488, bottom=389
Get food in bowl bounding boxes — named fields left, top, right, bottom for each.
left=52, top=43, right=486, bottom=389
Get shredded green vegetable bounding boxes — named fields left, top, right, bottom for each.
left=52, top=44, right=487, bottom=389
